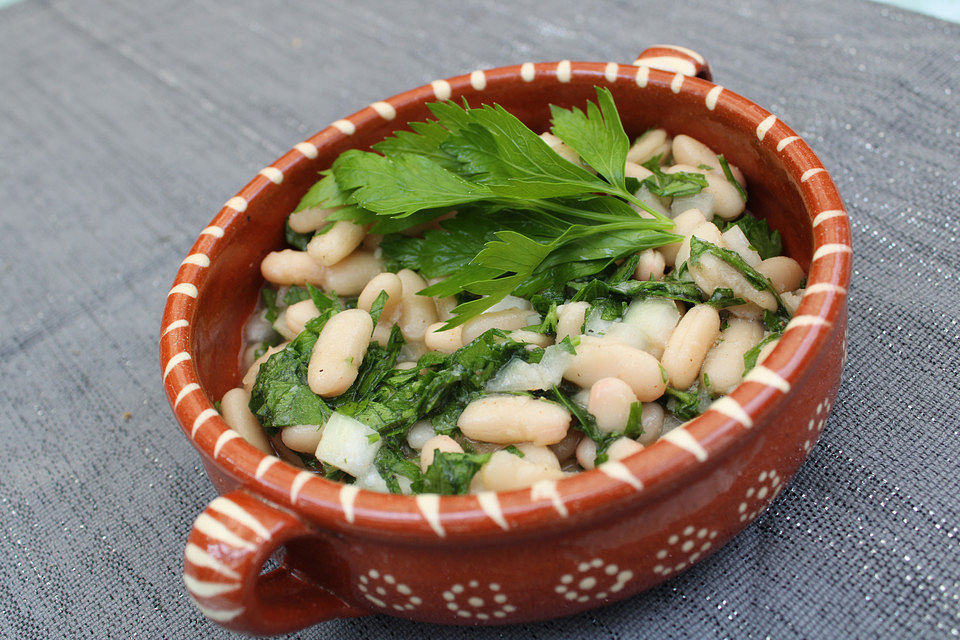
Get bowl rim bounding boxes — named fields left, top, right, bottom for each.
left=160, top=59, right=851, bottom=542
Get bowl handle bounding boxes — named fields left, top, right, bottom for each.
left=633, top=45, right=712, bottom=81
left=183, top=489, right=367, bottom=635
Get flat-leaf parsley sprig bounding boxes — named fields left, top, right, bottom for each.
left=297, top=87, right=698, bottom=328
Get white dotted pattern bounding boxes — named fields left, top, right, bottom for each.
left=739, top=468, right=785, bottom=522
left=653, top=527, right=718, bottom=576
left=553, top=558, right=633, bottom=603
left=358, top=570, right=422, bottom=612
left=441, top=581, right=514, bottom=619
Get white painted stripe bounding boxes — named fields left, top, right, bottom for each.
left=662, top=428, right=708, bottom=462
left=168, top=283, right=198, bottom=298
left=655, top=44, right=704, bottom=64
left=200, top=225, right=224, bottom=237
left=705, top=85, right=724, bottom=110
left=604, top=62, right=619, bottom=82
left=777, top=136, right=800, bottom=152
left=259, top=167, right=283, bottom=184
left=520, top=62, right=535, bottom=82
left=194, top=513, right=256, bottom=551
left=812, top=243, right=852, bottom=261
left=801, top=167, right=826, bottom=182
left=787, top=315, right=830, bottom=330
left=370, top=101, right=396, bottom=120
left=805, top=282, right=847, bottom=295
left=476, top=491, right=509, bottom=530
left=670, top=72, right=685, bottom=93
left=191, top=408, right=218, bottom=437
left=635, top=66, right=649, bottom=88
left=756, top=115, right=777, bottom=141
left=415, top=494, right=445, bottom=537
left=188, top=595, right=244, bottom=623
left=162, top=319, right=189, bottom=336
left=255, top=456, right=279, bottom=480
left=340, top=485, right=360, bottom=524
left=598, top=461, right=643, bottom=490
left=209, top=497, right=272, bottom=540
left=174, top=383, right=201, bottom=409
left=710, top=396, right=754, bottom=428
left=813, top=209, right=847, bottom=226
left=431, top=79, right=452, bottom=101
left=184, top=542, right=241, bottom=580
left=213, top=430, right=240, bottom=458
left=331, top=119, right=355, bottom=135
left=530, top=479, right=568, bottom=517
left=181, top=253, right=210, bottom=267
left=470, top=70, right=487, bottom=90
left=745, top=365, right=791, bottom=392
left=224, top=196, right=247, bottom=212
left=163, top=352, right=191, bottom=380
left=183, top=574, right=240, bottom=598
left=636, top=56, right=696, bottom=77
left=294, top=142, right=318, bottom=159
left=290, top=470, right=314, bottom=503
left=556, top=60, right=571, bottom=82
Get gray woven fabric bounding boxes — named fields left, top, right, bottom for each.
left=1, top=0, right=958, bottom=637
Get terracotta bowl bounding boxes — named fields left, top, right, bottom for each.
left=160, top=45, right=851, bottom=635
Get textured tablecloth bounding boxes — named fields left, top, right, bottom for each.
left=1, top=0, right=958, bottom=637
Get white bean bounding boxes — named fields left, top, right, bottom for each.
left=397, top=269, right=438, bottom=342
left=426, top=277, right=458, bottom=322
left=700, top=318, right=764, bottom=394
left=285, top=299, right=320, bottom=336
left=260, top=249, right=325, bottom=286
left=757, top=337, right=779, bottom=366
left=540, top=132, right=582, bottom=166
left=627, top=128, right=668, bottom=164
left=306, top=220, right=367, bottom=267
left=690, top=252, right=777, bottom=312
left=563, top=336, right=666, bottom=402
left=280, top=424, right=324, bottom=453
left=638, top=402, right=665, bottom=446
left=419, top=435, right=464, bottom=472
left=242, top=343, right=287, bottom=392
left=424, top=322, right=463, bottom=354
left=622, top=298, right=681, bottom=359
left=307, top=309, right=373, bottom=397
left=460, top=309, right=535, bottom=345
left=358, top=272, right=403, bottom=346
left=607, top=437, right=644, bottom=461
left=721, top=225, right=762, bottom=267
left=674, top=220, right=723, bottom=269
left=288, top=206, right=334, bottom=234
left=457, top=395, right=571, bottom=446
left=508, top=330, right=554, bottom=347
left=782, top=289, right=804, bottom=315
left=588, top=377, right=639, bottom=433
left=704, top=171, right=746, bottom=220
left=320, top=251, right=383, bottom=296
left=477, top=447, right=564, bottom=492
left=661, top=304, right=721, bottom=389
left=272, top=311, right=298, bottom=341
left=220, top=387, right=272, bottom=454
left=757, top=256, right=805, bottom=293
left=661, top=208, right=707, bottom=266
left=634, top=249, right=666, bottom=281
left=556, top=301, right=590, bottom=342
left=625, top=161, right=653, bottom=181
left=672, top=134, right=719, bottom=170
left=575, top=437, right=598, bottom=470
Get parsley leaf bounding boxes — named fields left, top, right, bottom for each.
left=549, top=87, right=629, bottom=192
left=411, top=451, right=491, bottom=495
left=721, top=212, right=782, bottom=260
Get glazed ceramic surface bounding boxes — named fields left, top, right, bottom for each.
left=160, top=46, right=851, bottom=635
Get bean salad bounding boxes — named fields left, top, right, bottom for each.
left=219, top=88, right=806, bottom=495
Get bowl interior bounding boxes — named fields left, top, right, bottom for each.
left=192, top=77, right=813, bottom=403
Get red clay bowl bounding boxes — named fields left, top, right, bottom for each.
left=160, top=46, right=851, bottom=635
